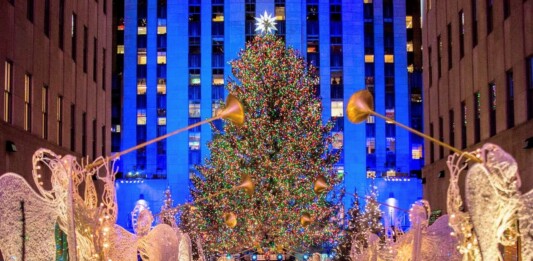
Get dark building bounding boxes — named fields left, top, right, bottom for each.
left=0, top=0, right=112, bottom=182
left=422, top=0, right=533, bottom=212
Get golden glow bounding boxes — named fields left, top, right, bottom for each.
left=137, top=79, right=147, bottom=95
left=157, top=79, right=166, bottom=94
left=406, top=16, right=413, bottom=29
left=407, top=41, right=413, bottom=52
left=275, top=6, right=286, bottom=21
left=213, top=74, right=224, bottom=85
left=158, top=117, right=166, bottom=125
left=157, top=52, right=166, bottom=64
left=212, top=14, right=224, bottom=22
left=117, top=45, right=124, bottom=54
left=138, top=27, right=147, bottom=35
left=412, top=144, right=423, bottom=159
left=137, top=54, right=147, bottom=65
left=137, top=110, right=146, bottom=125
left=364, top=0, right=373, bottom=3
left=385, top=54, right=394, bottom=63
left=365, top=54, right=374, bottom=63
left=157, top=26, right=167, bottom=34
left=307, top=46, right=317, bottom=53
left=407, top=64, right=414, bottom=73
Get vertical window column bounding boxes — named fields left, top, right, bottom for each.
left=42, top=85, right=49, bottom=139
left=3, top=61, right=13, bottom=123
left=506, top=70, right=514, bottom=128
left=24, top=74, right=32, bottom=131
left=57, top=96, right=63, bottom=146
left=488, top=83, right=496, bottom=135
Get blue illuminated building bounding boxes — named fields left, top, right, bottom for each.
left=113, top=0, right=424, bottom=228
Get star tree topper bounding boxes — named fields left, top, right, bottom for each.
left=255, top=11, right=277, bottom=34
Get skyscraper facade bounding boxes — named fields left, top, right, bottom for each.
left=1, top=0, right=112, bottom=181
left=422, top=0, right=533, bottom=212
left=114, top=0, right=423, bottom=226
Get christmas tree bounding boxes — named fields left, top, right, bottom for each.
left=334, top=191, right=367, bottom=260
left=183, top=32, right=343, bottom=254
left=362, top=186, right=385, bottom=240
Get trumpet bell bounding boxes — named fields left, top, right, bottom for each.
left=346, top=90, right=374, bottom=124
left=217, top=94, right=245, bottom=126
left=223, top=212, right=238, bottom=228
left=313, top=175, right=328, bottom=194
left=300, top=213, right=312, bottom=227
left=238, top=174, right=255, bottom=196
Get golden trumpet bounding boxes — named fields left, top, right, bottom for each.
left=313, top=175, right=329, bottom=194
left=238, top=174, right=255, bottom=196
left=346, top=90, right=481, bottom=163
left=300, top=213, right=312, bottom=227
left=224, top=212, right=238, bottom=228
left=86, top=94, right=245, bottom=170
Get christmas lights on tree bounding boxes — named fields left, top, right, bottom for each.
left=181, top=33, right=343, bottom=254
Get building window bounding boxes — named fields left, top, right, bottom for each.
left=189, top=132, right=200, bottom=150
left=93, top=38, right=98, bottom=81
left=57, top=96, right=63, bottom=146
left=437, top=35, right=442, bottom=78
left=137, top=79, right=147, bottom=94
left=461, top=101, right=467, bottom=149
left=366, top=137, right=375, bottom=154
left=42, top=85, right=49, bottom=139
left=412, top=144, right=422, bottom=159
left=70, top=104, right=76, bottom=151
left=27, top=0, right=34, bottom=22
left=472, top=0, right=478, bottom=46
left=213, top=73, right=224, bottom=85
left=157, top=51, right=166, bottom=64
left=24, top=74, right=32, bottom=131
left=331, top=101, right=343, bottom=117
left=384, top=55, right=394, bottom=63
left=428, top=46, right=433, bottom=86
left=137, top=109, right=147, bottom=125
left=71, top=13, right=77, bottom=61
left=489, top=82, right=496, bottom=135
left=4, top=61, right=13, bottom=123
left=429, top=123, right=434, bottom=162
left=474, top=92, right=480, bottom=143
left=82, top=112, right=87, bottom=156
left=92, top=119, right=97, bottom=160
left=59, top=0, right=65, bottom=49
left=101, top=125, right=106, bottom=156
left=157, top=78, right=166, bottom=94
left=459, top=10, right=465, bottom=58
left=189, top=70, right=200, bottom=85
left=449, top=109, right=455, bottom=148
left=504, top=0, right=511, bottom=19
left=102, top=48, right=106, bottom=89
left=189, top=101, right=200, bottom=118
left=275, top=6, right=285, bottom=21
left=506, top=70, right=514, bottom=128
left=527, top=57, right=533, bottom=120
left=447, top=23, right=452, bottom=69
left=83, top=26, right=88, bottom=73
left=44, top=0, right=50, bottom=36
left=406, top=16, right=413, bottom=28
left=487, top=0, right=493, bottom=34
left=439, top=117, right=444, bottom=158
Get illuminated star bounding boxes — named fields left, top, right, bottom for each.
left=254, top=11, right=277, bottom=34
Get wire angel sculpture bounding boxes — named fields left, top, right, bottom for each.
left=447, top=143, right=532, bottom=260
